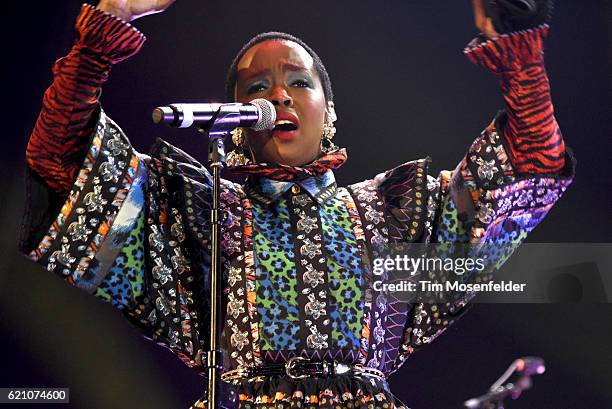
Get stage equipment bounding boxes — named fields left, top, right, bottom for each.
left=152, top=99, right=275, bottom=130
left=153, top=98, right=275, bottom=409
left=463, top=356, right=545, bottom=409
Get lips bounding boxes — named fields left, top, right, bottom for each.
left=272, top=112, right=299, bottom=137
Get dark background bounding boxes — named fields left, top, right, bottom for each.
left=2, top=1, right=612, bottom=408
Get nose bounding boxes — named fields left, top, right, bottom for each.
left=269, top=85, right=293, bottom=107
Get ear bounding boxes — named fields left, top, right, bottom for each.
left=325, top=101, right=337, bottom=123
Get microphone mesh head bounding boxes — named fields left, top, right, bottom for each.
left=250, top=98, right=276, bottom=131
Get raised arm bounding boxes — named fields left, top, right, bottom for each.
left=467, top=0, right=565, bottom=175
left=377, top=2, right=574, bottom=375
left=26, top=0, right=174, bottom=194
left=22, top=0, right=179, bottom=319
left=22, top=2, right=224, bottom=372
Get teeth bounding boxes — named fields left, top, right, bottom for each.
left=273, top=119, right=298, bottom=131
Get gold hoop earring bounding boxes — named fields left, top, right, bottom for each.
left=320, top=117, right=338, bottom=154
left=226, top=127, right=252, bottom=167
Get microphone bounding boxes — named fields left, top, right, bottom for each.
left=152, top=98, right=276, bottom=131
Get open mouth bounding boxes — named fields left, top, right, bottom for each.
left=273, top=120, right=298, bottom=132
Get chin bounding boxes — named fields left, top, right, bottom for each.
left=274, top=155, right=308, bottom=167
left=267, top=146, right=319, bottom=167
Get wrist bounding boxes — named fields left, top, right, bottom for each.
left=97, top=0, right=132, bottom=22
left=464, top=25, right=548, bottom=76
left=76, top=4, right=146, bottom=65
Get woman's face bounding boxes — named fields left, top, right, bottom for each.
left=235, top=40, right=329, bottom=166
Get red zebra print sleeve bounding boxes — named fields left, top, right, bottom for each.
left=26, top=4, right=145, bottom=194
left=464, top=25, right=565, bottom=175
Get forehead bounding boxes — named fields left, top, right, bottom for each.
left=236, top=40, right=315, bottom=74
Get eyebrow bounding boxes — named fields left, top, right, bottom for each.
left=240, top=63, right=310, bottom=82
left=284, top=63, right=308, bottom=72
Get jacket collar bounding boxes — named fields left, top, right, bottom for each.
left=245, top=170, right=337, bottom=205
left=228, top=148, right=347, bottom=181
left=231, top=148, right=347, bottom=205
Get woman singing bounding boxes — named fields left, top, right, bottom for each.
left=21, top=0, right=574, bottom=407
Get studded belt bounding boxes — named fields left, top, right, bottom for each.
left=221, top=357, right=385, bottom=384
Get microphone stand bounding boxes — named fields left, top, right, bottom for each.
left=154, top=103, right=250, bottom=408
left=463, top=357, right=545, bottom=409
left=463, top=375, right=532, bottom=409
left=198, top=108, right=245, bottom=409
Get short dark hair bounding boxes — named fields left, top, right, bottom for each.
left=225, top=31, right=333, bottom=103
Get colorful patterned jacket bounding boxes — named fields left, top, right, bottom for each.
left=21, top=4, right=574, bottom=407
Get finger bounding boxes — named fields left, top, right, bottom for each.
left=472, top=0, right=486, bottom=25
left=472, top=0, right=495, bottom=36
left=484, top=17, right=500, bottom=39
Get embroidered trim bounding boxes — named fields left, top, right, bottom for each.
left=462, top=123, right=516, bottom=190
left=337, top=188, right=371, bottom=365
left=347, top=180, right=389, bottom=370
left=29, top=113, right=140, bottom=284
left=289, top=191, right=331, bottom=350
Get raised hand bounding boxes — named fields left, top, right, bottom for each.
left=472, top=0, right=500, bottom=39
left=97, top=0, right=176, bottom=22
